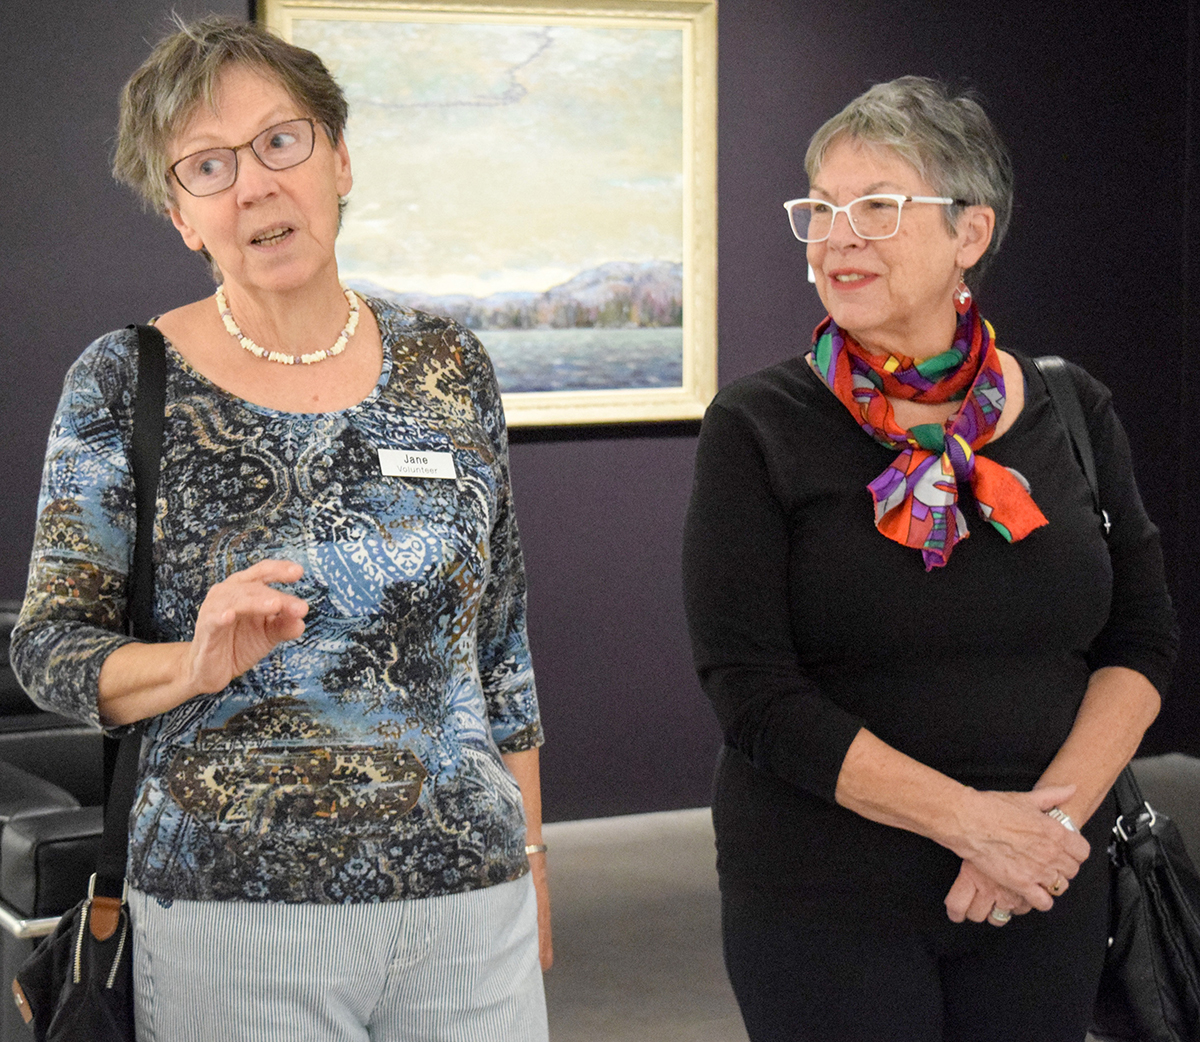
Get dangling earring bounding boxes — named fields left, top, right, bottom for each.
left=953, top=278, right=972, bottom=315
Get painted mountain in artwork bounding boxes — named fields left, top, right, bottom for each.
left=349, top=260, right=683, bottom=331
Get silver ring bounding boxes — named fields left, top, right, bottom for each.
left=1047, top=807, right=1077, bottom=832
left=989, top=906, right=1012, bottom=924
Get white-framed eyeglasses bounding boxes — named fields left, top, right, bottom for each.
left=783, top=193, right=970, bottom=242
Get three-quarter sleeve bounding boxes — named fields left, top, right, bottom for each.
left=682, top=399, right=865, bottom=804
left=1071, top=364, right=1178, bottom=692
left=11, top=332, right=141, bottom=728
left=460, top=328, right=543, bottom=755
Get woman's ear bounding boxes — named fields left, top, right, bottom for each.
left=333, top=132, right=352, bottom=198
left=955, top=206, right=995, bottom=271
left=167, top=206, right=206, bottom=253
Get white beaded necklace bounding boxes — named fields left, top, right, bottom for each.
left=216, top=284, right=360, bottom=365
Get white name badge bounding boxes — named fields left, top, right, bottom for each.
left=378, top=448, right=458, bottom=480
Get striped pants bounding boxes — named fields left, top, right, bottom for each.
left=129, top=876, right=547, bottom=1042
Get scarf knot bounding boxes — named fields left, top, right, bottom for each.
left=808, top=306, right=1047, bottom=569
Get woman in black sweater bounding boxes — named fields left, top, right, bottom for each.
left=682, top=77, right=1176, bottom=1042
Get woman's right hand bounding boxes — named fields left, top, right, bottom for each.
left=99, top=559, right=308, bottom=725
left=944, top=858, right=1032, bottom=925
left=183, top=559, right=309, bottom=696
left=946, top=784, right=1090, bottom=912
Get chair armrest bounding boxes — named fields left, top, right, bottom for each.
left=0, top=724, right=104, bottom=807
left=1, top=806, right=104, bottom=917
left=0, top=761, right=79, bottom=826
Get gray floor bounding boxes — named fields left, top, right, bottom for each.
left=542, top=808, right=1104, bottom=1042
left=542, top=808, right=749, bottom=1042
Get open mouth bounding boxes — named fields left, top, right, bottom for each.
left=251, top=226, right=292, bottom=247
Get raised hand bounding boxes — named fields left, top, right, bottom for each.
left=183, top=559, right=309, bottom=695
left=98, top=559, right=308, bottom=725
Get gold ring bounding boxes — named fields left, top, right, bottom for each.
left=989, top=906, right=1012, bottom=924
left=1048, top=875, right=1065, bottom=896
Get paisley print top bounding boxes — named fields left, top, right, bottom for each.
left=12, top=300, right=542, bottom=904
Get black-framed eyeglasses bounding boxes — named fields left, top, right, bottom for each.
left=783, top=193, right=971, bottom=242
left=170, top=118, right=318, bottom=198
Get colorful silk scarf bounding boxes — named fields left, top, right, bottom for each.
left=807, top=305, right=1048, bottom=570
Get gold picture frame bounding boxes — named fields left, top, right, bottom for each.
left=261, top=0, right=717, bottom=426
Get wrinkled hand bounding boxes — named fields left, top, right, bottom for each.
left=184, top=560, right=308, bottom=696
left=949, top=784, right=1089, bottom=913
left=945, top=859, right=1032, bottom=925
left=529, top=852, right=553, bottom=971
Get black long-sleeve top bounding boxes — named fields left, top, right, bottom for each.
left=683, top=351, right=1177, bottom=910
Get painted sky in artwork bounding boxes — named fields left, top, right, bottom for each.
left=291, top=17, right=684, bottom=297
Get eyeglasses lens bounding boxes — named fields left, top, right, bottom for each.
left=251, top=120, right=315, bottom=171
left=174, top=150, right=238, bottom=197
left=848, top=197, right=901, bottom=239
left=787, top=202, right=820, bottom=242
left=173, top=120, right=316, bottom=197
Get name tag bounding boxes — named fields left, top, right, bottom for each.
left=378, top=448, right=458, bottom=480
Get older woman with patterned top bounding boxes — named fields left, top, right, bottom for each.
left=12, top=15, right=550, bottom=1042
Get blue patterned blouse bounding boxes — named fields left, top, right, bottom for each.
left=12, top=299, right=542, bottom=904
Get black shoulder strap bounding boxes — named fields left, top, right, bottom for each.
left=127, top=325, right=167, bottom=642
left=1032, top=356, right=1143, bottom=816
left=95, top=324, right=167, bottom=898
left=1032, top=355, right=1110, bottom=537
left=1111, top=761, right=1150, bottom=822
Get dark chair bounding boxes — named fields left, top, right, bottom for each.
left=0, top=602, right=104, bottom=1042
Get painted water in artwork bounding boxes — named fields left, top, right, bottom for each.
left=292, top=17, right=685, bottom=395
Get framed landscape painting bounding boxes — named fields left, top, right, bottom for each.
left=261, top=0, right=717, bottom=425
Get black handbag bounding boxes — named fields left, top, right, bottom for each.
left=11, top=324, right=166, bottom=1041
left=10, top=751, right=139, bottom=1041
left=1034, top=355, right=1200, bottom=1042
left=1091, top=768, right=1200, bottom=1042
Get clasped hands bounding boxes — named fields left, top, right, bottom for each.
left=943, top=784, right=1090, bottom=928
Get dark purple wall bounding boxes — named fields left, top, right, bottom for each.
left=3, top=0, right=1198, bottom=823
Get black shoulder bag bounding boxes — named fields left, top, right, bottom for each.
left=1034, top=355, right=1200, bottom=1042
left=12, top=324, right=166, bottom=1041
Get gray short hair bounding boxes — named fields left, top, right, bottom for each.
left=113, top=15, right=348, bottom=216
left=805, top=76, right=1013, bottom=282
